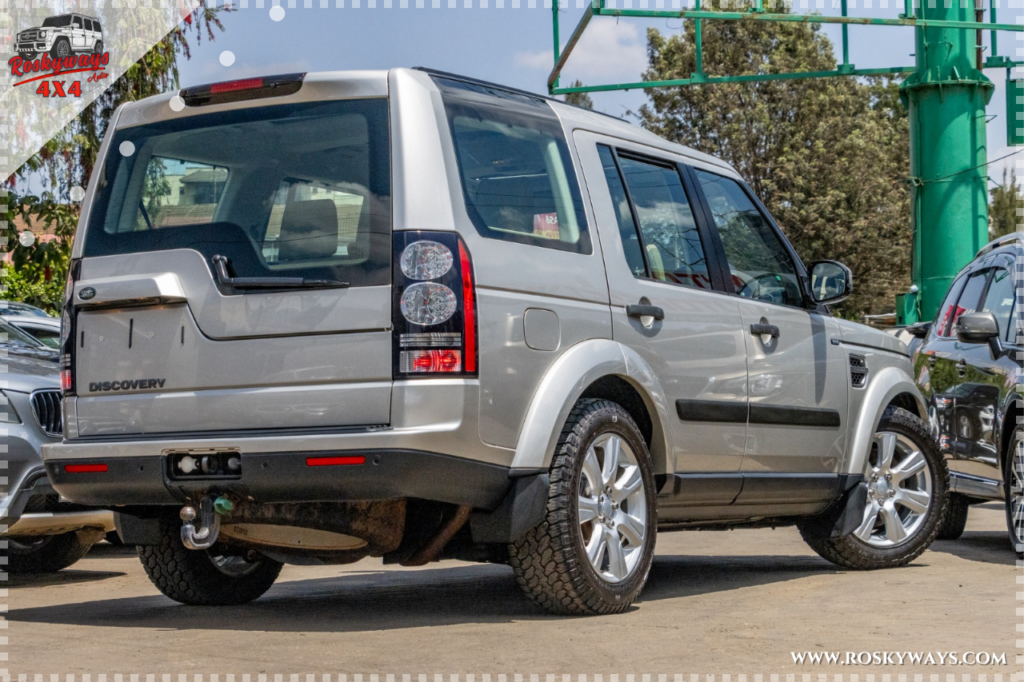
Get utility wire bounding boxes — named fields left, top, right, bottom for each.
left=924, top=148, right=1024, bottom=183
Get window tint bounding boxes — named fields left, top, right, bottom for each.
left=597, top=146, right=646, bottom=278
left=981, top=268, right=1016, bottom=342
left=72, top=16, right=82, bottom=28
left=84, top=99, right=391, bottom=288
left=435, top=77, right=590, bottom=254
left=695, top=170, right=802, bottom=307
left=128, top=158, right=227, bottom=232
left=42, top=16, right=72, bottom=27
left=617, top=155, right=710, bottom=289
left=87, top=19, right=96, bottom=31
left=944, top=271, right=989, bottom=336
left=934, top=276, right=965, bottom=337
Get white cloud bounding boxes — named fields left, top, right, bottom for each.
left=513, top=20, right=648, bottom=83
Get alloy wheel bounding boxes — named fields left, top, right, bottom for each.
left=577, top=432, right=648, bottom=583
left=1010, top=439, right=1024, bottom=552
left=856, top=431, right=933, bottom=547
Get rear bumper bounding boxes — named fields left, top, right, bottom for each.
left=45, top=448, right=516, bottom=511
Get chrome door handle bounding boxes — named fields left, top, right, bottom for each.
left=750, top=323, right=780, bottom=338
left=626, top=304, right=665, bottom=321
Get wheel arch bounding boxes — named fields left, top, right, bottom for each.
left=510, top=339, right=671, bottom=477
left=1000, top=399, right=1022, bottom=476
left=843, top=365, right=928, bottom=476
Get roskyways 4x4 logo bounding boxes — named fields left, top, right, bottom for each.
left=9, top=13, right=109, bottom=97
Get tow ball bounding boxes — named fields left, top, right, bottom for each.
left=179, top=494, right=234, bottom=550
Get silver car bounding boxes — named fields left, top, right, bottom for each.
left=43, top=69, right=946, bottom=614
left=1, top=320, right=113, bottom=572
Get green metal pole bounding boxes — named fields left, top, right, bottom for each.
left=695, top=0, right=703, bottom=77
left=840, top=0, right=850, bottom=69
left=552, top=0, right=560, bottom=90
left=899, top=0, right=994, bottom=321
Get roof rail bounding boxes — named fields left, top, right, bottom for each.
left=975, top=231, right=1023, bottom=258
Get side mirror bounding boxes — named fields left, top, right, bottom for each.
left=955, top=311, right=1005, bottom=357
left=809, top=260, right=853, bottom=305
left=907, top=322, right=932, bottom=339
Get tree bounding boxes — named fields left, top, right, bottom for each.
left=3, top=4, right=227, bottom=313
left=563, top=80, right=594, bottom=110
left=637, top=2, right=911, bottom=318
left=989, top=168, right=1022, bottom=238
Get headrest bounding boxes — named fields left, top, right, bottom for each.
left=278, top=199, right=339, bottom=261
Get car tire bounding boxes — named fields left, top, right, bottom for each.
left=6, top=531, right=94, bottom=573
left=50, top=38, right=71, bottom=59
left=935, top=492, right=970, bottom=540
left=93, top=40, right=103, bottom=55
left=1003, top=427, right=1023, bottom=558
left=508, top=398, right=657, bottom=616
left=799, top=407, right=947, bottom=570
left=18, top=52, right=37, bottom=61
left=138, top=516, right=282, bottom=605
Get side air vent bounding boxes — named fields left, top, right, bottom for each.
left=849, top=354, right=868, bottom=389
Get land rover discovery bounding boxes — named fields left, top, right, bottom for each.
left=43, top=69, right=947, bottom=615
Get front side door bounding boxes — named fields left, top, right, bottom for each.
left=915, top=275, right=967, bottom=460
left=574, top=132, right=748, bottom=507
left=70, top=16, right=85, bottom=48
left=957, top=260, right=1017, bottom=480
left=689, top=168, right=848, bottom=481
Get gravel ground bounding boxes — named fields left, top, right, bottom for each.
left=7, top=503, right=1017, bottom=676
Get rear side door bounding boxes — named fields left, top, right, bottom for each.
left=71, top=96, right=394, bottom=437
left=688, top=167, right=848, bottom=491
left=574, top=132, right=749, bottom=508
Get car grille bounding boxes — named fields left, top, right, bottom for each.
left=849, top=354, right=868, bottom=389
left=30, top=390, right=63, bottom=437
left=18, top=30, right=38, bottom=40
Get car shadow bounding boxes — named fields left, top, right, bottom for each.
left=7, top=568, right=126, bottom=588
left=8, top=553, right=836, bottom=632
left=929, top=532, right=1017, bottom=566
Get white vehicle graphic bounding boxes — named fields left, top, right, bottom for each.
left=16, top=13, right=103, bottom=61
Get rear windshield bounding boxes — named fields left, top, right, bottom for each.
left=434, top=77, right=591, bottom=254
left=84, top=99, right=391, bottom=288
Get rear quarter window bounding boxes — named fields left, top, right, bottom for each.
left=434, top=77, right=591, bottom=254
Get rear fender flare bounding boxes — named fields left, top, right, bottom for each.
left=510, top=339, right=671, bottom=475
left=843, top=365, right=927, bottom=476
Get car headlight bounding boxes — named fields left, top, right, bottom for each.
left=0, top=391, right=21, bottom=424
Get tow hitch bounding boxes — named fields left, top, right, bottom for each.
left=180, top=494, right=234, bottom=550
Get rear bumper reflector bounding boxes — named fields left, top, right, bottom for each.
left=65, top=463, right=108, bottom=474
left=305, top=455, right=366, bottom=467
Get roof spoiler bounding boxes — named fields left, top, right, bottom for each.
left=180, top=73, right=306, bottom=108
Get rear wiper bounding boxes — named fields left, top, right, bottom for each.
left=211, top=255, right=349, bottom=290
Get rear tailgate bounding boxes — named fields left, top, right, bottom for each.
left=70, top=82, right=394, bottom=437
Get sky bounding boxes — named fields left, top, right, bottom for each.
left=172, top=2, right=1024, bottom=185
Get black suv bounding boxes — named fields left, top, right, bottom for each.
left=911, top=233, right=1022, bottom=554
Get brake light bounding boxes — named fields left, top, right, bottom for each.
left=393, top=232, right=477, bottom=378
left=65, top=463, right=107, bottom=474
left=458, top=241, right=477, bottom=373
left=180, top=72, right=305, bottom=107
left=210, top=78, right=264, bottom=94
left=60, top=258, right=80, bottom=396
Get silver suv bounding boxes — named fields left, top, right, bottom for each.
left=43, top=69, right=946, bottom=615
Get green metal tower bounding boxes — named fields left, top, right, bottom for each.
left=549, top=0, right=1023, bottom=323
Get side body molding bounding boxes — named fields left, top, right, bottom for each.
left=843, top=365, right=927, bottom=476
left=510, top=339, right=671, bottom=475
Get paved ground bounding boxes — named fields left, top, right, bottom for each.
left=7, top=504, right=1018, bottom=676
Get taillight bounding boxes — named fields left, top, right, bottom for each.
left=180, top=73, right=305, bottom=107
left=60, top=258, right=81, bottom=396
left=393, top=232, right=478, bottom=378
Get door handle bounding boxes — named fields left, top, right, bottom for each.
left=626, top=304, right=665, bottom=321
left=750, top=323, right=780, bottom=338
left=928, top=355, right=937, bottom=368
left=956, top=359, right=967, bottom=377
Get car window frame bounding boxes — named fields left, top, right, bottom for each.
left=975, top=256, right=1019, bottom=346
left=603, top=145, right=730, bottom=293
left=683, top=165, right=814, bottom=311
left=947, top=268, right=992, bottom=340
